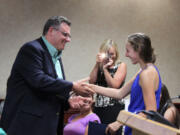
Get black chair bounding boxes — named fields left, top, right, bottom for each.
left=88, top=122, right=121, bottom=135
left=141, top=110, right=176, bottom=128
left=88, top=122, right=107, bottom=135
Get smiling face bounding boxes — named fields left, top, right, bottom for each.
left=125, top=41, right=140, bottom=64
left=80, top=95, right=94, bottom=113
left=49, top=22, right=71, bottom=51
left=99, top=39, right=119, bottom=65
left=108, top=46, right=117, bottom=63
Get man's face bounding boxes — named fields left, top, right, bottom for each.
left=52, top=22, right=71, bottom=51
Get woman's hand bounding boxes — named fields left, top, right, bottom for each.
left=106, top=121, right=122, bottom=135
left=81, top=83, right=94, bottom=93
left=103, top=58, right=113, bottom=70
left=96, top=53, right=104, bottom=64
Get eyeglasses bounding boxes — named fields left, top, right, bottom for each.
left=53, top=28, right=71, bottom=39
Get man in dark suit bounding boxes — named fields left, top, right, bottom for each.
left=0, top=16, right=93, bottom=135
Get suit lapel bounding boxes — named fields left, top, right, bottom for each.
left=37, top=37, right=58, bottom=78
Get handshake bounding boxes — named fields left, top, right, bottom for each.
left=72, top=77, right=94, bottom=97
left=69, top=78, right=94, bottom=110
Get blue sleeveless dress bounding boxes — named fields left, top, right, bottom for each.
left=124, top=65, right=162, bottom=135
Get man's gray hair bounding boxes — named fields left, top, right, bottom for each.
left=43, top=16, right=71, bottom=36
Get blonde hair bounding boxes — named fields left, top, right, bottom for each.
left=99, top=39, right=119, bottom=63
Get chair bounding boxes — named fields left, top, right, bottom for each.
left=88, top=122, right=107, bottom=135
left=88, top=122, right=121, bottom=135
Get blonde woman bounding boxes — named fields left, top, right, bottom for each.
left=89, top=39, right=127, bottom=129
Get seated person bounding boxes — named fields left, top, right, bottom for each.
left=158, top=83, right=180, bottom=129
left=63, top=94, right=101, bottom=135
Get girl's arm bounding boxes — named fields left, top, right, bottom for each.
left=139, top=66, right=159, bottom=113
left=89, top=63, right=99, bottom=84
left=89, top=53, right=103, bottom=84
left=164, top=106, right=177, bottom=124
left=85, top=73, right=137, bottom=100
left=84, top=125, right=89, bottom=135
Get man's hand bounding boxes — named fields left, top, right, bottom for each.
left=106, top=121, right=122, bottom=135
left=72, top=78, right=94, bottom=96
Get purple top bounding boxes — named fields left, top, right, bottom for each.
left=63, top=113, right=101, bottom=135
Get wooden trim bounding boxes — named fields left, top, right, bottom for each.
left=117, top=110, right=180, bottom=135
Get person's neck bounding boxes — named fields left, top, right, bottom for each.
left=44, top=35, right=51, bottom=43
left=79, top=110, right=92, bottom=117
left=140, top=62, right=153, bottom=70
left=45, top=35, right=57, bottom=49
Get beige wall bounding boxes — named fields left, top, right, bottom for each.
left=0, top=0, right=180, bottom=99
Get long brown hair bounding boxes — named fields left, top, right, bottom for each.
left=127, top=33, right=156, bottom=63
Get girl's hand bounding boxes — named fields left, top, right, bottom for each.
left=106, top=121, right=122, bottom=135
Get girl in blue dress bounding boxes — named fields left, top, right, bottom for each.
left=84, top=33, right=162, bottom=135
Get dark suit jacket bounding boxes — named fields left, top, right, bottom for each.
left=0, top=37, right=73, bottom=135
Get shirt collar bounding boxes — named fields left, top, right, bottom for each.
left=42, top=36, right=62, bottom=59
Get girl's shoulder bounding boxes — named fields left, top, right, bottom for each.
left=86, top=113, right=101, bottom=123
left=140, top=64, right=158, bottom=77
left=115, top=62, right=127, bottom=70
left=116, top=61, right=126, bottom=66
